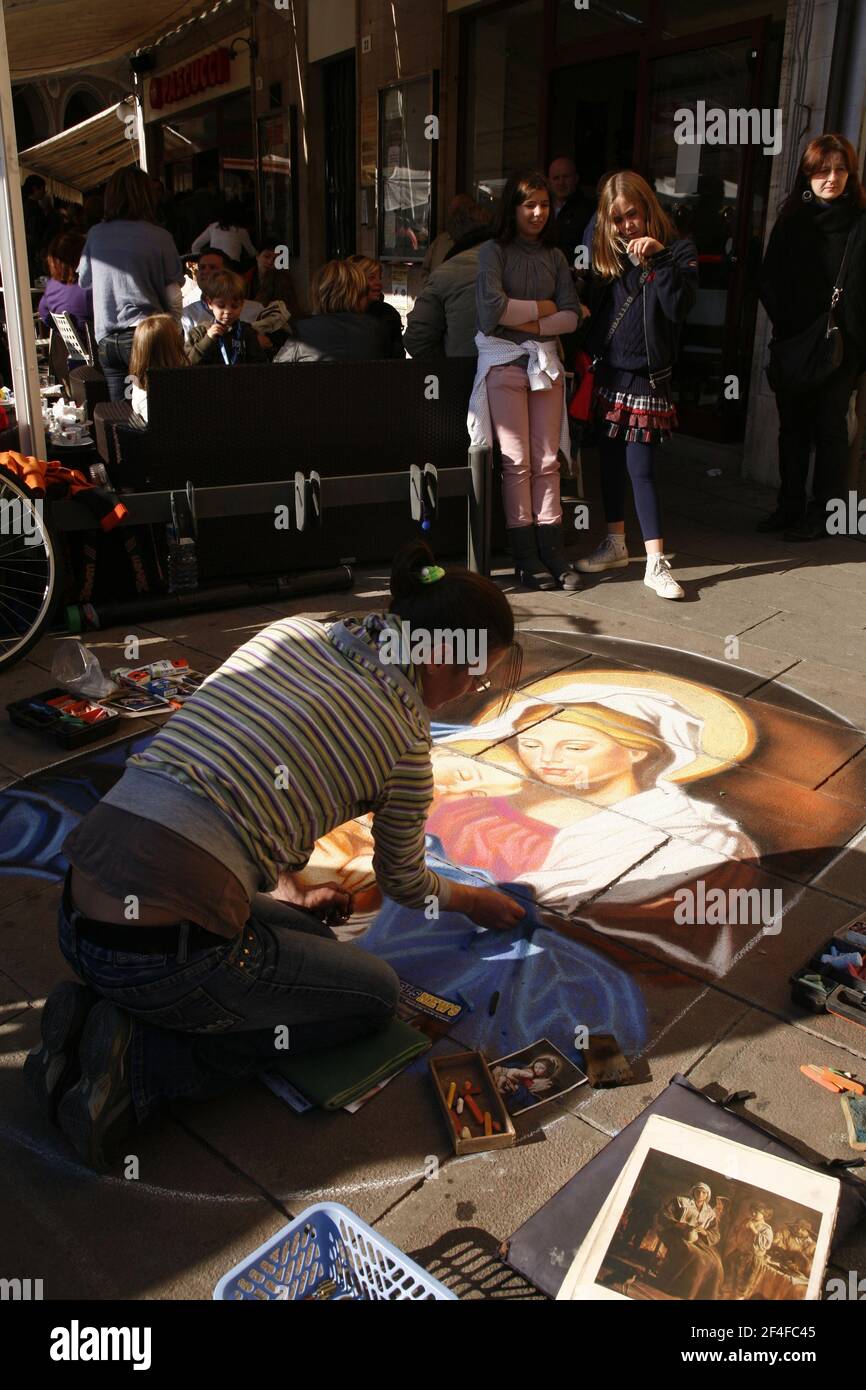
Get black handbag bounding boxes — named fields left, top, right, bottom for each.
left=766, top=232, right=852, bottom=391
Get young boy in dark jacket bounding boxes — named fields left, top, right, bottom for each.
left=185, top=269, right=268, bottom=366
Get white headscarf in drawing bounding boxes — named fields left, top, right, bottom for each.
left=438, top=681, right=712, bottom=781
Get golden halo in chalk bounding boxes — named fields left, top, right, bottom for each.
left=446, top=667, right=756, bottom=784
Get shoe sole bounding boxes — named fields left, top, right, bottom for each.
left=23, top=982, right=96, bottom=1120
left=644, top=577, right=684, bottom=600
left=56, top=1002, right=134, bottom=1172
left=575, top=556, right=629, bottom=573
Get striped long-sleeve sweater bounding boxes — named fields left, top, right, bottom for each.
left=124, top=612, right=452, bottom=910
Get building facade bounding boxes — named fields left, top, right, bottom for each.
left=28, top=0, right=865, bottom=483
left=266, top=0, right=866, bottom=480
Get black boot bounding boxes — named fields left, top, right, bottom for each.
left=507, top=525, right=557, bottom=590
left=535, top=523, right=581, bottom=591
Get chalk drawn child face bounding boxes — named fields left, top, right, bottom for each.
left=515, top=717, right=648, bottom=794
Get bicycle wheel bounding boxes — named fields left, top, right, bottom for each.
left=0, top=465, right=59, bottom=671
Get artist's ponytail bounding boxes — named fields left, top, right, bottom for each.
left=389, top=541, right=522, bottom=698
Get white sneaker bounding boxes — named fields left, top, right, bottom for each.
left=576, top=535, right=629, bottom=573
left=644, top=554, right=684, bottom=600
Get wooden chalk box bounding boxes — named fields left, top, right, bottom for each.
left=430, top=1051, right=516, bottom=1156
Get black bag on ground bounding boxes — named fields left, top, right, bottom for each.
left=766, top=232, right=852, bottom=392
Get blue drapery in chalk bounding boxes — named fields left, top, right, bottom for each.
left=0, top=742, right=649, bottom=1060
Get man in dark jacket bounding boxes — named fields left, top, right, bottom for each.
left=548, top=158, right=594, bottom=269
left=403, top=206, right=492, bottom=358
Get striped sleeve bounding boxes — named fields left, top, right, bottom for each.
left=371, top=741, right=452, bottom=910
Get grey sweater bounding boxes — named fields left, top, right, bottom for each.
left=404, top=243, right=485, bottom=357
left=475, top=236, right=579, bottom=357
left=78, top=219, right=183, bottom=343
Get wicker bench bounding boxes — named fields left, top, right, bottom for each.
left=57, top=358, right=492, bottom=579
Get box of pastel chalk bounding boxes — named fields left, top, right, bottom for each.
left=790, top=915, right=866, bottom=1030
left=430, top=1051, right=516, bottom=1156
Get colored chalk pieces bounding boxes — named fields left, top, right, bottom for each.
left=430, top=1051, right=516, bottom=1156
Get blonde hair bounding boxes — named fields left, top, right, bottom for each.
left=310, top=259, right=368, bottom=314
left=592, top=171, right=677, bottom=280
left=129, top=314, right=186, bottom=391
left=348, top=254, right=381, bottom=280
left=481, top=700, right=673, bottom=785
left=513, top=702, right=664, bottom=755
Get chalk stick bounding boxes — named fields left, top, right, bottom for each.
left=465, top=1093, right=484, bottom=1125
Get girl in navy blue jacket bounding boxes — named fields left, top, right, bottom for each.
left=578, top=172, right=698, bottom=599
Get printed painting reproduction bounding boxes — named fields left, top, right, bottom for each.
left=556, top=1117, right=839, bottom=1302
left=491, top=1039, right=587, bottom=1116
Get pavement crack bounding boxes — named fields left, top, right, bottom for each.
left=165, top=1109, right=294, bottom=1219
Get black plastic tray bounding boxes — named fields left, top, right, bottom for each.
left=6, top=686, right=122, bottom=748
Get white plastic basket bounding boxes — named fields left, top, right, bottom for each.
left=213, top=1201, right=457, bottom=1301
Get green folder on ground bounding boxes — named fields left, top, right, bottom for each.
left=269, top=1020, right=432, bottom=1110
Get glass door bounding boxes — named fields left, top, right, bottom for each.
left=548, top=52, right=640, bottom=210
left=643, top=30, right=775, bottom=439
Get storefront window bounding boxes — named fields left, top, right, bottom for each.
left=647, top=38, right=756, bottom=421
left=555, top=0, right=649, bottom=45
left=259, top=107, right=297, bottom=252
left=378, top=76, right=436, bottom=261
left=464, top=0, right=544, bottom=212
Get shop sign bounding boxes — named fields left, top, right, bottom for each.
left=149, top=47, right=231, bottom=111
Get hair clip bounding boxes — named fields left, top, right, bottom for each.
left=419, top=565, right=445, bottom=584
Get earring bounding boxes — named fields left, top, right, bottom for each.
left=802, top=189, right=813, bottom=202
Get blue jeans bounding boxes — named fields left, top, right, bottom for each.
left=58, top=875, right=399, bottom=1121
left=97, top=329, right=136, bottom=402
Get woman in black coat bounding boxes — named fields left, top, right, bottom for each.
left=758, top=134, right=866, bottom=540
left=274, top=259, right=393, bottom=363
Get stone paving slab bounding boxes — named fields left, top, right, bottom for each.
left=750, top=662, right=866, bottom=734
left=0, top=1011, right=286, bottom=1301
left=687, top=1009, right=866, bottom=1176
left=0, top=884, right=74, bottom=1004
left=810, top=827, right=866, bottom=911
left=740, top=611, right=866, bottom=675
left=820, top=749, right=866, bottom=805
left=711, top=880, right=866, bottom=1058
left=553, top=978, right=751, bottom=1138
left=575, top=566, right=784, bottom=640
left=0, top=712, right=160, bottom=783
left=0, top=866, right=59, bottom=915
left=512, top=601, right=799, bottom=691
left=171, top=1036, right=464, bottom=1228
left=374, top=1109, right=609, bottom=1266
left=121, top=605, right=284, bottom=663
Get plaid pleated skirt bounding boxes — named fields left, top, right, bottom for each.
left=593, top=365, right=678, bottom=445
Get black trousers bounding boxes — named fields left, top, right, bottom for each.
left=773, top=362, right=860, bottom=520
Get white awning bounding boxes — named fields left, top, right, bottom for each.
left=5, top=0, right=237, bottom=80
left=19, top=102, right=189, bottom=201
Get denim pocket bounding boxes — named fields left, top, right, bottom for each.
left=119, top=985, right=243, bottom=1034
